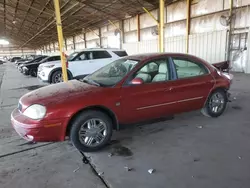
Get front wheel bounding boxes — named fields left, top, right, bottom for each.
left=29, top=69, right=37, bottom=77
left=70, top=110, right=113, bottom=152
left=51, top=70, right=63, bottom=83
left=202, top=89, right=227, bottom=117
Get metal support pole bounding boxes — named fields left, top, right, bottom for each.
left=186, top=0, right=191, bottom=53
left=227, top=0, right=234, bottom=62
left=84, top=33, right=87, bottom=48
left=99, top=28, right=102, bottom=48
left=137, top=14, right=141, bottom=42
left=159, top=0, right=164, bottom=52
left=53, top=0, right=68, bottom=82
left=73, top=36, right=76, bottom=50
left=120, top=21, right=124, bottom=49
left=64, top=39, right=67, bottom=51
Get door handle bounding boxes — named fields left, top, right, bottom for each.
left=165, top=87, right=173, bottom=92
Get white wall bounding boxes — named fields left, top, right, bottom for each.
left=0, top=47, right=36, bottom=57
left=123, top=30, right=227, bottom=64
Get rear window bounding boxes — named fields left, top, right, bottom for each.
left=112, top=51, right=128, bottom=57
left=92, top=51, right=112, bottom=59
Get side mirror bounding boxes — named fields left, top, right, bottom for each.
left=130, top=77, right=144, bottom=85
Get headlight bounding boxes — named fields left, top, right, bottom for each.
left=44, top=65, right=55, bottom=68
left=23, top=104, right=46, bottom=120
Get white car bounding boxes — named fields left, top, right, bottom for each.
left=38, top=48, right=128, bottom=83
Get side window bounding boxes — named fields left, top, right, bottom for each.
left=54, top=56, right=61, bottom=61
left=112, top=51, right=128, bottom=57
left=92, top=51, right=112, bottom=59
left=172, top=58, right=208, bottom=79
left=75, top=52, right=89, bottom=61
left=133, top=59, right=169, bottom=83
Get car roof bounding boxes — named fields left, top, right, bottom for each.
left=75, top=48, right=125, bottom=52
left=124, top=52, right=206, bottom=62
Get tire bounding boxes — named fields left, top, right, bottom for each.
left=70, top=110, right=113, bottom=152
left=29, top=69, right=37, bottom=77
left=202, top=89, right=227, bottom=118
left=51, top=70, right=63, bottom=83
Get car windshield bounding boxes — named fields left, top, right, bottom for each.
left=67, top=52, right=79, bottom=61
left=83, top=58, right=139, bottom=87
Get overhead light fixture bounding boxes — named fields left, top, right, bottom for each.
left=0, top=39, right=10, bottom=45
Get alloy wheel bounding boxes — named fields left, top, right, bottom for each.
left=54, top=73, right=62, bottom=83
left=209, top=92, right=225, bottom=114
left=78, top=118, right=108, bottom=147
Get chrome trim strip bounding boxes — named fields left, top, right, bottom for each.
left=177, top=96, right=204, bottom=103
left=136, top=96, right=204, bottom=110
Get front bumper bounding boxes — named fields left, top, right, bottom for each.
left=23, top=67, right=29, bottom=75
left=37, top=68, right=50, bottom=83
left=11, top=108, right=68, bottom=142
left=18, top=66, right=23, bottom=73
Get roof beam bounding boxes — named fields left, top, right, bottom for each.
left=28, top=0, right=52, bottom=30
left=3, top=0, right=6, bottom=35
left=20, top=1, right=81, bottom=48
left=75, top=0, right=124, bottom=20
left=10, top=0, right=19, bottom=34
left=25, top=0, right=71, bottom=35
left=27, top=2, right=86, bottom=43
left=16, top=0, right=36, bottom=36
left=142, top=0, right=159, bottom=7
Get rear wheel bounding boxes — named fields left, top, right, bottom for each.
left=202, top=89, right=227, bottom=117
left=70, top=110, right=113, bottom=152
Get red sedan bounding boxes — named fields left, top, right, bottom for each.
left=11, top=53, right=232, bottom=152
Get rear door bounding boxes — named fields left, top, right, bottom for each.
left=169, top=57, right=215, bottom=113
left=90, top=50, right=114, bottom=70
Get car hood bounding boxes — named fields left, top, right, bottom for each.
left=25, top=62, right=42, bottom=67
left=20, top=80, right=100, bottom=109
left=40, top=61, right=61, bottom=67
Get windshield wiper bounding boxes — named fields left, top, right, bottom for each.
left=83, top=78, right=100, bottom=86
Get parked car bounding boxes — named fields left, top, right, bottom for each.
left=11, top=53, right=233, bottom=152
left=10, top=57, right=22, bottom=62
left=15, top=55, right=42, bottom=66
left=18, top=56, right=48, bottom=73
left=37, top=48, right=128, bottom=84
left=23, top=55, right=61, bottom=77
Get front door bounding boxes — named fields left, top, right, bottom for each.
left=69, top=51, right=91, bottom=77
left=120, top=58, right=177, bottom=124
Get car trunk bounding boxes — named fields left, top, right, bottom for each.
left=212, top=61, right=230, bottom=72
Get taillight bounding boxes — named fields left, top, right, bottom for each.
left=66, top=61, right=68, bottom=68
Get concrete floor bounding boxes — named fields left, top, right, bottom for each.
left=1, top=63, right=250, bottom=188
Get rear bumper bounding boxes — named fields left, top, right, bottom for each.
left=11, top=108, right=69, bottom=142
